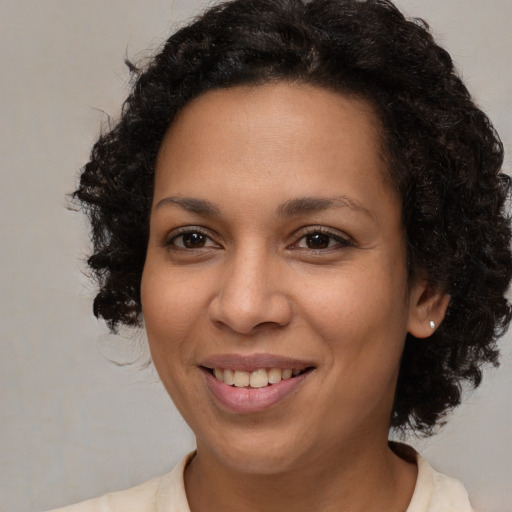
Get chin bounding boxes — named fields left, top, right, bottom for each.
left=199, top=427, right=313, bottom=475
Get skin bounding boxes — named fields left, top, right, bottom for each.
left=141, top=82, right=449, bottom=512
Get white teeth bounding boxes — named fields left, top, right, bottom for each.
left=223, top=369, right=234, bottom=385
left=250, top=369, right=268, bottom=388
left=212, top=367, right=305, bottom=387
left=233, top=370, right=250, bottom=387
left=267, top=368, right=282, bottom=384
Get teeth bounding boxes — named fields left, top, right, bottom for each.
left=223, top=369, right=234, bottom=385
left=282, top=368, right=293, bottom=380
left=250, top=369, right=268, bottom=388
left=212, top=367, right=305, bottom=387
left=267, top=368, right=282, bottom=384
left=233, top=370, right=250, bottom=387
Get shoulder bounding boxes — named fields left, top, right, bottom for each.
left=47, top=452, right=194, bottom=512
left=428, top=462, right=475, bottom=512
left=408, top=450, right=475, bottom=512
left=47, top=476, right=161, bottom=512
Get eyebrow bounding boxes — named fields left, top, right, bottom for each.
left=276, top=196, right=373, bottom=219
left=155, top=194, right=372, bottom=218
left=155, top=196, right=221, bottom=216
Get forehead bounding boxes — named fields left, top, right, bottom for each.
left=157, top=82, right=387, bottom=166
left=154, top=82, right=395, bottom=211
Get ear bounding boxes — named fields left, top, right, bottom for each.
left=407, top=277, right=450, bottom=338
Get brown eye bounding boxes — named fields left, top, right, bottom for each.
left=293, top=229, right=352, bottom=251
left=167, top=230, right=218, bottom=249
left=181, top=232, right=206, bottom=248
left=306, top=233, right=331, bottom=249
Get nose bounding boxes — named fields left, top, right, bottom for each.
left=207, top=247, right=293, bottom=335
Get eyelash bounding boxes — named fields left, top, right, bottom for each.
left=291, top=226, right=352, bottom=251
left=164, top=226, right=218, bottom=250
left=163, top=226, right=352, bottom=252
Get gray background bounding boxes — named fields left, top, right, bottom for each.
left=1, top=1, right=511, bottom=511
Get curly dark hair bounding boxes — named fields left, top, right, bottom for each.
left=75, top=0, right=512, bottom=434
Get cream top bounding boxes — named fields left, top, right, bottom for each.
left=49, top=449, right=474, bottom=512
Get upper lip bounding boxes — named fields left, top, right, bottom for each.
left=200, top=353, right=316, bottom=372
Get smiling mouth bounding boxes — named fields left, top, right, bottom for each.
left=204, top=367, right=314, bottom=388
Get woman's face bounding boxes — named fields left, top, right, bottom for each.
left=142, top=82, right=427, bottom=473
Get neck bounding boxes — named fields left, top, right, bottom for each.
left=184, top=437, right=417, bottom=512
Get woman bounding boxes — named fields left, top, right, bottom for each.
left=53, top=0, right=512, bottom=510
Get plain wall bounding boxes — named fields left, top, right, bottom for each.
left=1, top=1, right=510, bottom=511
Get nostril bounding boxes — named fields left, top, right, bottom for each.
left=207, top=279, right=293, bottom=335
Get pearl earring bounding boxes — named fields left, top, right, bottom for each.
left=429, top=320, right=435, bottom=329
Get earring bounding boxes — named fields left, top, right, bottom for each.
left=429, top=320, right=435, bottom=330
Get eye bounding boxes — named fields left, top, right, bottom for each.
left=166, top=229, right=219, bottom=249
left=303, top=233, right=333, bottom=249
left=293, top=229, right=352, bottom=251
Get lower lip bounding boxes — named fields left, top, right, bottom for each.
left=203, top=368, right=312, bottom=413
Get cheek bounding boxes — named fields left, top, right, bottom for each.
left=141, top=265, right=201, bottom=364
left=140, top=266, right=207, bottom=416
left=299, top=260, right=409, bottom=365
left=306, top=267, right=405, bottom=322
left=302, top=269, right=409, bottom=424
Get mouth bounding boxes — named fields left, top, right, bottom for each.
left=203, top=366, right=314, bottom=388
left=199, top=355, right=316, bottom=413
